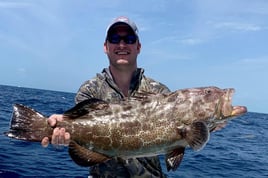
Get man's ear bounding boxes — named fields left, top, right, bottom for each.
left=103, top=42, right=108, bottom=54
left=137, top=42, right=141, bottom=53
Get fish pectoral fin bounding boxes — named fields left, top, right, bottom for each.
left=181, top=121, right=210, bottom=151
left=68, top=140, right=110, bottom=167
left=63, top=98, right=109, bottom=119
left=165, top=147, right=185, bottom=172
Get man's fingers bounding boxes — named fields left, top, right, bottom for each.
left=41, top=137, right=50, bottom=147
left=42, top=114, right=69, bottom=148
left=47, top=114, right=64, bottom=127
left=51, top=127, right=60, bottom=145
left=51, top=128, right=70, bottom=146
left=48, top=119, right=55, bottom=127
left=64, top=132, right=71, bottom=146
left=59, top=128, right=66, bottom=145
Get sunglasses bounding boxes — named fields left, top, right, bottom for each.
left=107, top=34, right=137, bottom=44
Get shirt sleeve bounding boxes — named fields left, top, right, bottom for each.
left=75, top=78, right=99, bottom=104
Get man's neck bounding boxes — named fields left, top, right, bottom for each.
left=109, top=66, right=137, bottom=97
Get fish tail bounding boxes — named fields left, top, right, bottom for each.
left=183, top=122, right=210, bottom=151
left=5, top=104, right=53, bottom=142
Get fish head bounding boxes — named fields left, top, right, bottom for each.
left=203, top=87, right=247, bottom=131
left=175, top=86, right=247, bottom=124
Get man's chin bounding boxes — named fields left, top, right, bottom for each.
left=116, top=59, right=129, bottom=65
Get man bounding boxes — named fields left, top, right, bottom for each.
left=42, top=16, right=170, bottom=177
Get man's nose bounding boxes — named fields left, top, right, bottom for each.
left=119, top=39, right=127, bottom=46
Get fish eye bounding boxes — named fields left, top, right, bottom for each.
left=205, top=89, right=212, bottom=95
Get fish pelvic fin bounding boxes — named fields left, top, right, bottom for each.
left=181, top=122, right=210, bottom=151
left=68, top=141, right=110, bottom=167
left=63, top=98, right=109, bottom=119
left=5, top=104, right=52, bottom=142
left=165, top=147, right=185, bottom=172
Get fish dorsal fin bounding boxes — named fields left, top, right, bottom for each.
left=165, top=147, right=185, bottom=172
left=63, top=98, right=109, bottom=119
left=131, top=91, right=158, bottom=101
left=68, top=141, right=110, bottom=167
left=179, top=122, right=210, bottom=151
left=135, top=90, right=157, bottom=96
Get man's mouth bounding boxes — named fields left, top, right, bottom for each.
left=115, top=51, right=130, bottom=55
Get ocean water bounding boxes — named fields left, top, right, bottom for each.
left=0, top=84, right=267, bottom=178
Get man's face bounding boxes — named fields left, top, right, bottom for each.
left=104, top=25, right=141, bottom=69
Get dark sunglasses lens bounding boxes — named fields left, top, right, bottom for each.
left=108, top=35, right=137, bottom=44
left=108, top=35, right=120, bottom=44
left=125, top=35, right=137, bottom=44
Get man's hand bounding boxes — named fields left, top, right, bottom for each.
left=41, top=114, right=71, bottom=147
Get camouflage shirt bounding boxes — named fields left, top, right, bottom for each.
left=75, top=68, right=170, bottom=178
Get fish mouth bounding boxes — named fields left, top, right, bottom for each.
left=231, top=106, right=247, bottom=116
left=221, top=88, right=235, bottom=117
left=222, top=88, right=247, bottom=117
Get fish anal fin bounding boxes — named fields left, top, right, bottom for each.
left=165, top=147, right=185, bottom=172
left=181, top=121, right=210, bottom=151
left=68, top=141, right=110, bottom=167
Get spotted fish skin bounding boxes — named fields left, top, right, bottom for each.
left=5, top=86, right=247, bottom=171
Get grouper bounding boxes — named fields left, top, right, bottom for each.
left=5, top=86, right=247, bottom=171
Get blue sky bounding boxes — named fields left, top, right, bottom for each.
left=0, top=0, right=267, bottom=113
